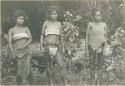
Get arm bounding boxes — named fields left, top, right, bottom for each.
left=24, top=27, right=32, bottom=48
left=8, top=29, right=14, bottom=54
left=20, top=27, right=32, bottom=49
left=85, top=22, right=91, bottom=58
left=60, top=23, right=65, bottom=51
left=103, top=23, right=109, bottom=55
left=40, top=21, right=46, bottom=49
left=104, top=23, right=108, bottom=45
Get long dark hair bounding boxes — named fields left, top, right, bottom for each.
left=46, top=6, right=59, bottom=20
left=92, top=8, right=103, bottom=21
left=12, top=10, right=28, bottom=24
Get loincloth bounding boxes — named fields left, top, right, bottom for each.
left=43, top=35, right=61, bottom=56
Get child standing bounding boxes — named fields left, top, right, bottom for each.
left=86, top=9, right=108, bottom=85
left=40, top=6, right=66, bottom=85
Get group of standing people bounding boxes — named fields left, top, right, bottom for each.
left=8, top=6, right=108, bottom=85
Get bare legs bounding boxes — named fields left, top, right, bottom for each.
left=89, top=47, right=104, bottom=85
left=44, top=49, right=67, bottom=85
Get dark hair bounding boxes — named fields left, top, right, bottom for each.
left=91, top=8, right=103, bottom=21
left=92, top=9, right=102, bottom=17
left=12, top=10, right=28, bottom=22
left=46, top=6, right=59, bottom=20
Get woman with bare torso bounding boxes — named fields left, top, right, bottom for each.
left=86, top=9, right=108, bottom=85
left=8, top=10, right=32, bottom=85
left=40, top=6, right=67, bottom=85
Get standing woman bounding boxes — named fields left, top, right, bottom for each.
left=86, top=9, right=108, bottom=85
left=40, top=6, right=67, bottom=85
left=8, top=10, right=32, bottom=85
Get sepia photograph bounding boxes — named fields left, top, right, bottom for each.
left=0, top=0, right=125, bottom=85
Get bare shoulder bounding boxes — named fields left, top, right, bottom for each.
left=9, top=27, right=15, bottom=33
left=24, top=26, right=29, bottom=29
left=102, top=22, right=107, bottom=27
left=57, top=21, right=61, bottom=24
left=44, top=20, right=48, bottom=24
left=23, top=26, right=29, bottom=31
left=88, top=22, right=93, bottom=26
left=44, top=20, right=51, bottom=25
left=41, top=20, right=48, bottom=27
left=56, top=21, right=61, bottom=26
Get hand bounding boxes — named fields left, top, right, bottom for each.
left=62, top=47, right=65, bottom=53
left=96, top=47, right=103, bottom=53
left=40, top=45, right=44, bottom=51
left=85, top=48, right=89, bottom=57
left=103, top=45, right=112, bottom=56
left=11, top=51, right=16, bottom=59
left=17, top=45, right=26, bottom=50
left=86, top=52, right=89, bottom=58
